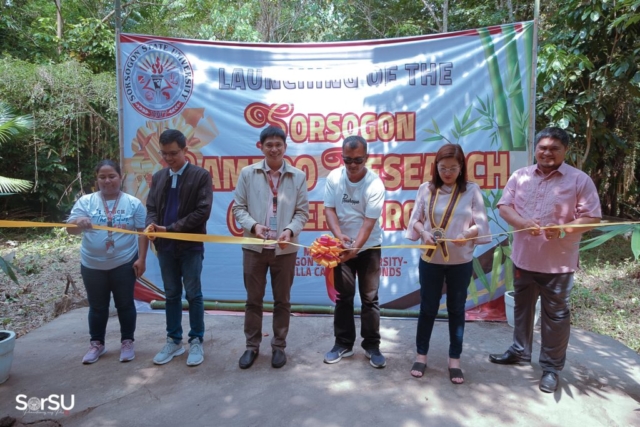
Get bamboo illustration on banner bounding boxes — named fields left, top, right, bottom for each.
left=423, top=23, right=533, bottom=150
left=503, top=24, right=528, bottom=151
left=477, top=23, right=533, bottom=152
left=477, top=27, right=515, bottom=151
left=468, top=189, right=513, bottom=305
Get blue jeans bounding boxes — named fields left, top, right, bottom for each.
left=416, top=259, right=472, bottom=359
left=81, top=256, right=137, bottom=344
left=157, top=250, right=205, bottom=343
left=333, top=248, right=381, bottom=350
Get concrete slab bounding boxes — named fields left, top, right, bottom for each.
left=1, top=308, right=639, bottom=426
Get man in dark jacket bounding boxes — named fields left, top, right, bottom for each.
left=146, top=128, right=212, bottom=367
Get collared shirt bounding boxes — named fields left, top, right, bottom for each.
left=264, top=163, right=284, bottom=249
left=498, top=162, right=601, bottom=274
left=232, top=159, right=309, bottom=255
left=169, top=161, right=188, bottom=188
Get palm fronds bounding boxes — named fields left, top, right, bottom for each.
left=0, top=176, right=33, bottom=195
left=0, top=101, right=34, bottom=144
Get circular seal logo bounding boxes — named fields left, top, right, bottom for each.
left=123, top=41, right=194, bottom=119
left=27, top=397, right=41, bottom=411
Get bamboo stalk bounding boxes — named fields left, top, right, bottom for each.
left=478, top=27, right=514, bottom=151
left=148, top=300, right=444, bottom=319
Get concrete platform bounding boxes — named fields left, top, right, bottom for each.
left=1, top=308, right=639, bottom=426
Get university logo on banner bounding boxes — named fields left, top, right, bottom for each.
left=122, top=41, right=194, bottom=119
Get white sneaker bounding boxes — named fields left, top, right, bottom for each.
left=187, top=339, right=204, bottom=366
left=82, top=341, right=106, bottom=364
left=153, top=337, right=185, bottom=365
left=120, top=339, right=135, bottom=362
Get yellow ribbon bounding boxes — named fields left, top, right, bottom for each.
left=434, top=221, right=640, bottom=244
left=1, top=220, right=637, bottom=251
left=0, top=220, right=284, bottom=246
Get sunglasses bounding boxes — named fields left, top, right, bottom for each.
left=342, top=156, right=366, bottom=165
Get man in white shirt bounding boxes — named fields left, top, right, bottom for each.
left=323, top=135, right=387, bottom=368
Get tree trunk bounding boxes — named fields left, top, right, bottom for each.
left=55, top=0, right=63, bottom=55
left=506, top=0, right=514, bottom=21
left=443, top=0, right=448, bottom=33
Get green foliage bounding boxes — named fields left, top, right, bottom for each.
left=63, top=18, right=116, bottom=73
left=581, top=224, right=640, bottom=261
left=0, top=100, right=34, bottom=195
left=0, top=0, right=638, bottom=222
left=536, top=0, right=640, bottom=217
left=573, top=235, right=640, bottom=353
left=0, top=256, right=19, bottom=284
left=0, top=0, right=59, bottom=61
left=0, top=101, right=34, bottom=145
left=0, top=58, right=118, bottom=219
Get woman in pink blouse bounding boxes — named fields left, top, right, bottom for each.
left=405, top=144, right=490, bottom=384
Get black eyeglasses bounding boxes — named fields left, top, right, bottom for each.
left=342, top=156, right=366, bottom=165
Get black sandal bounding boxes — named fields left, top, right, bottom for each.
left=448, top=367, right=464, bottom=384
left=410, top=362, right=427, bottom=378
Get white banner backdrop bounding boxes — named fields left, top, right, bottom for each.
left=119, top=22, right=534, bottom=312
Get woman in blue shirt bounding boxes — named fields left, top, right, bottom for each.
left=67, top=160, right=148, bottom=364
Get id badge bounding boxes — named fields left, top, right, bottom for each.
left=106, top=238, right=115, bottom=254
left=269, top=217, right=278, bottom=239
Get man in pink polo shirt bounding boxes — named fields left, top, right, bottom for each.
left=489, top=127, right=601, bottom=393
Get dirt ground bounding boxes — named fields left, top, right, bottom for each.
left=0, top=233, right=87, bottom=338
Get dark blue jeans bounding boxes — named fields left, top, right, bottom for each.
left=81, top=256, right=137, bottom=344
left=416, top=259, right=472, bottom=359
left=157, top=250, right=205, bottom=343
left=333, top=248, right=381, bottom=350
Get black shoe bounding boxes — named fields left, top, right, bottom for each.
left=539, top=371, right=559, bottom=393
left=239, top=350, right=258, bottom=369
left=271, top=349, right=286, bottom=368
left=488, top=350, right=530, bottom=365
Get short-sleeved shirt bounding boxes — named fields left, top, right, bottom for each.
left=68, top=192, right=146, bottom=270
left=323, top=167, right=385, bottom=251
left=498, top=162, right=601, bottom=274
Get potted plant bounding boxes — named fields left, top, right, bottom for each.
left=0, top=255, right=20, bottom=385
left=504, top=290, right=541, bottom=328
left=0, top=330, right=16, bottom=384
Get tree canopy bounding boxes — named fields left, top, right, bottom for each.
left=0, top=0, right=638, bottom=219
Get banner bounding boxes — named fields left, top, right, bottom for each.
left=118, top=22, right=535, bottom=314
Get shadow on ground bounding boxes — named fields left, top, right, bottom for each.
left=0, top=308, right=638, bottom=427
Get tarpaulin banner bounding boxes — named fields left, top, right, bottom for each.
left=118, top=21, right=535, bottom=315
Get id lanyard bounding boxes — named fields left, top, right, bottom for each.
left=266, top=170, right=281, bottom=237
left=100, top=191, right=121, bottom=254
